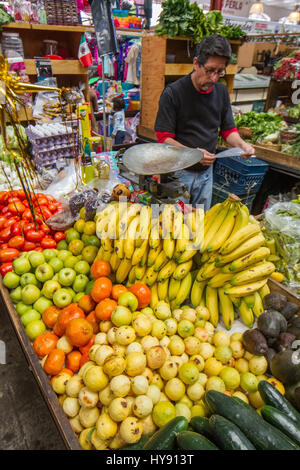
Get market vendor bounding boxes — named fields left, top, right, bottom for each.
left=154, top=34, right=255, bottom=211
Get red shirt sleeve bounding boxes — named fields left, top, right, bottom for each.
left=155, top=131, right=175, bottom=143
left=220, top=127, right=238, bottom=141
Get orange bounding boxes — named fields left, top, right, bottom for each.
left=66, top=350, right=82, bottom=373
left=43, top=348, right=65, bottom=376
left=86, top=310, right=100, bottom=334
left=78, top=294, right=96, bottom=314
left=33, top=332, right=58, bottom=358
left=90, top=259, right=111, bottom=279
left=95, top=298, right=117, bottom=321
left=111, top=284, right=128, bottom=301
left=55, top=305, right=85, bottom=335
left=91, top=276, right=112, bottom=303
left=65, top=318, right=94, bottom=348
left=42, top=306, right=61, bottom=329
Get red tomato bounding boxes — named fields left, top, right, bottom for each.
left=0, top=248, right=20, bottom=263
left=0, top=192, right=9, bottom=204
left=8, top=236, right=25, bottom=250
left=40, top=237, right=56, bottom=249
left=22, top=240, right=37, bottom=251
left=25, top=229, right=44, bottom=243
left=7, top=202, right=26, bottom=214
left=0, top=262, right=13, bottom=277
left=54, top=232, right=66, bottom=242
left=47, top=202, right=59, bottom=212
left=0, top=227, right=12, bottom=243
left=14, top=190, right=26, bottom=200
left=34, top=246, right=44, bottom=252
left=35, top=197, right=48, bottom=206
left=6, top=218, right=18, bottom=229
left=1, top=243, right=8, bottom=250
left=40, top=224, right=51, bottom=235
left=37, top=206, right=53, bottom=220
left=23, top=222, right=36, bottom=234
left=1, top=207, right=11, bottom=216
left=0, top=217, right=7, bottom=231
left=22, top=209, right=33, bottom=220
left=7, top=197, right=21, bottom=204
left=10, top=222, right=22, bottom=237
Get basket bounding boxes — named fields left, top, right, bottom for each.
left=213, top=156, right=269, bottom=195
left=211, top=184, right=256, bottom=212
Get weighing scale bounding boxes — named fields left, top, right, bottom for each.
left=116, top=143, right=205, bottom=204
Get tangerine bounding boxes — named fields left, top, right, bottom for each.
left=90, top=259, right=111, bottom=279
left=42, top=306, right=61, bottom=329
left=95, top=298, right=117, bottom=321
left=66, top=350, right=82, bottom=373
left=33, top=331, right=58, bottom=358
left=111, top=284, right=128, bottom=301
left=86, top=310, right=100, bottom=333
left=43, top=348, right=65, bottom=376
left=78, top=294, right=96, bottom=313
left=65, top=318, right=93, bottom=348
left=91, top=277, right=112, bottom=303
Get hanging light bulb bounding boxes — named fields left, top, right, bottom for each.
left=248, top=1, right=271, bottom=21
left=287, top=8, right=300, bottom=24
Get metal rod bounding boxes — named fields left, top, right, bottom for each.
left=101, top=55, right=107, bottom=152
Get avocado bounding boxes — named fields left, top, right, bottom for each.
left=242, top=328, right=268, bottom=356
left=270, top=349, right=300, bottom=385
left=257, top=310, right=287, bottom=338
left=263, top=292, right=287, bottom=311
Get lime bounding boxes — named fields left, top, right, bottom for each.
left=219, top=367, right=240, bottom=390
left=178, top=362, right=199, bottom=385
left=65, top=229, right=81, bottom=244
left=205, top=376, right=226, bottom=393
left=240, top=372, right=258, bottom=393
left=214, top=345, right=232, bottom=364
left=152, top=402, right=176, bottom=428
left=57, top=240, right=68, bottom=251
left=84, top=235, right=100, bottom=248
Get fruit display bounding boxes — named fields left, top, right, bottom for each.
left=95, top=195, right=274, bottom=331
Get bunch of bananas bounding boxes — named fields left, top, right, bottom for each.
left=190, top=195, right=275, bottom=330
left=94, top=195, right=275, bottom=330
left=95, top=202, right=203, bottom=309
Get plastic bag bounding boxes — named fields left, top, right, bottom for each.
left=43, top=160, right=78, bottom=198
left=46, top=206, right=78, bottom=232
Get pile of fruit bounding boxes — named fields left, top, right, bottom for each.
left=95, top=195, right=276, bottom=331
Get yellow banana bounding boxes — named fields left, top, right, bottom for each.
left=163, top=237, right=175, bottom=259
left=136, top=205, right=151, bottom=247
left=124, top=215, right=140, bottom=259
left=230, top=261, right=275, bottom=286
left=208, top=272, right=233, bottom=288
left=172, top=260, right=193, bottom=280
left=107, top=202, right=128, bottom=239
left=201, top=262, right=221, bottom=280
left=118, top=203, right=141, bottom=238
left=229, top=294, right=241, bottom=308
left=224, top=278, right=268, bottom=297
left=253, top=291, right=264, bottom=317
left=258, top=282, right=270, bottom=299
left=206, top=204, right=237, bottom=252
left=244, top=294, right=255, bottom=308
left=172, top=210, right=184, bottom=239
left=190, top=279, right=206, bottom=308
left=194, top=252, right=203, bottom=267
left=102, top=249, right=113, bottom=263
left=147, top=243, right=163, bottom=267
left=149, top=218, right=161, bottom=249
left=173, top=223, right=191, bottom=258
left=109, top=251, right=121, bottom=272
left=135, top=264, right=147, bottom=280
left=115, top=259, right=132, bottom=283
left=174, top=272, right=192, bottom=307
left=218, top=287, right=234, bottom=330
left=145, top=265, right=159, bottom=286
left=96, top=246, right=105, bottom=260
left=229, top=203, right=249, bottom=237
left=140, top=245, right=149, bottom=267
left=238, top=299, right=254, bottom=328
left=161, top=204, right=175, bottom=239
left=219, top=223, right=261, bottom=255
left=158, top=278, right=169, bottom=300
left=96, top=216, right=110, bottom=239
left=150, top=282, right=159, bottom=309
left=153, top=250, right=169, bottom=272
left=205, top=286, right=219, bottom=327
left=229, top=246, right=271, bottom=272
left=203, top=202, right=222, bottom=233
left=241, top=204, right=249, bottom=217
left=202, top=201, right=230, bottom=252
left=221, top=263, right=233, bottom=274
left=191, top=208, right=205, bottom=250
left=175, top=249, right=197, bottom=264
left=128, top=265, right=136, bottom=284
left=102, top=237, right=114, bottom=252
left=216, top=233, right=266, bottom=267
left=168, top=277, right=181, bottom=301
left=132, top=239, right=149, bottom=266
left=196, top=264, right=207, bottom=281
left=185, top=211, right=196, bottom=235
left=157, top=260, right=177, bottom=282
left=114, top=238, right=125, bottom=260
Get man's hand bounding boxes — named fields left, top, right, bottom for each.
left=198, top=148, right=216, bottom=166
left=240, top=142, right=255, bottom=157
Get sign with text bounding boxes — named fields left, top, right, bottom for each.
left=222, top=0, right=251, bottom=18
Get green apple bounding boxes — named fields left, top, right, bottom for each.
left=48, top=257, right=64, bottom=273
left=16, top=302, right=31, bottom=316
left=65, top=287, right=76, bottom=300
left=41, top=280, right=61, bottom=299
left=118, top=291, right=139, bottom=312
left=52, top=273, right=59, bottom=282
left=20, top=272, right=38, bottom=288
left=3, top=271, right=20, bottom=289
left=58, top=268, right=76, bottom=287
left=57, top=240, right=68, bottom=250
left=43, top=249, right=58, bottom=262
left=10, top=286, right=22, bottom=303
left=63, top=255, right=78, bottom=269
left=73, top=292, right=85, bottom=303
left=57, top=250, right=72, bottom=262
left=53, top=288, right=73, bottom=308
left=28, top=251, right=45, bottom=269
left=74, top=260, right=90, bottom=275
left=72, top=274, right=89, bottom=293
left=33, top=296, right=53, bottom=314
left=12, top=257, right=31, bottom=276
left=25, top=320, right=46, bottom=341
left=85, top=279, right=95, bottom=295
left=21, top=309, right=41, bottom=326
left=35, top=263, right=54, bottom=283
left=81, top=246, right=98, bottom=264
left=21, top=284, right=41, bottom=305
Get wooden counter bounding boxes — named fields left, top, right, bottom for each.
left=254, top=144, right=300, bottom=178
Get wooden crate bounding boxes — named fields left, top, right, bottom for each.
left=254, top=144, right=300, bottom=172
left=139, top=35, right=241, bottom=141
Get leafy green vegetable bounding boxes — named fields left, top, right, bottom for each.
left=235, top=112, right=284, bottom=143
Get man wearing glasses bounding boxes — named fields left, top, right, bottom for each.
left=154, top=34, right=254, bottom=210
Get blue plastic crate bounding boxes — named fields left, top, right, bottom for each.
left=211, top=183, right=256, bottom=212
left=213, top=156, right=269, bottom=195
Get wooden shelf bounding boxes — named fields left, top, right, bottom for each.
left=254, top=144, right=300, bottom=172
left=24, top=59, right=88, bottom=76
left=164, top=63, right=238, bottom=77
left=3, top=22, right=90, bottom=33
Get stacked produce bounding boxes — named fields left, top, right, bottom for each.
left=235, top=111, right=285, bottom=145
left=95, top=195, right=275, bottom=331
left=273, top=51, right=300, bottom=81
